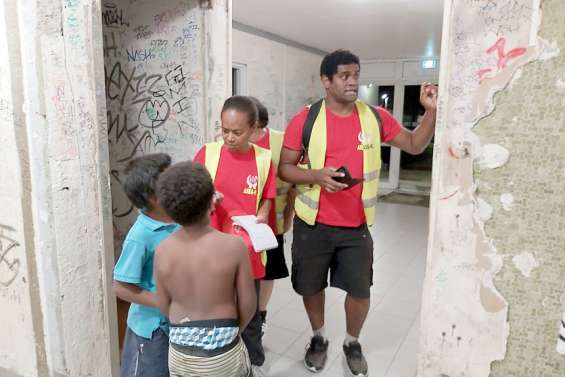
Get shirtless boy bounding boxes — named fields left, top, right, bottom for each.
left=154, top=161, right=256, bottom=377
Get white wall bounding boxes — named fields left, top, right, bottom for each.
left=360, top=59, right=440, bottom=84
left=103, top=0, right=231, bottom=246
left=232, top=28, right=324, bottom=130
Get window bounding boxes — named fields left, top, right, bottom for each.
left=232, top=63, right=247, bottom=96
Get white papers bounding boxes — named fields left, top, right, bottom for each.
left=231, top=215, right=278, bottom=252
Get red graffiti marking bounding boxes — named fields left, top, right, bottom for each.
left=487, top=37, right=527, bottom=70
left=478, top=37, right=527, bottom=82
left=478, top=68, right=493, bottom=81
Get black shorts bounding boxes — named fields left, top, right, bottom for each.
left=291, top=217, right=373, bottom=298
left=262, top=234, right=290, bottom=280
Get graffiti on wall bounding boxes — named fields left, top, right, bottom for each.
left=478, top=37, right=527, bottom=81
left=0, top=97, right=11, bottom=121
left=0, top=224, right=21, bottom=287
left=102, top=0, right=207, bottom=244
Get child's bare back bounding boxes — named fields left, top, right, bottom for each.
left=155, top=227, right=255, bottom=327
left=154, top=132, right=255, bottom=376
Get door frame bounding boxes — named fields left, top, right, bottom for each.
left=232, top=62, right=248, bottom=95
left=359, top=80, right=404, bottom=194
left=395, top=79, right=437, bottom=195
left=360, top=77, right=438, bottom=195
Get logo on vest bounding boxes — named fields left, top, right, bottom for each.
left=243, top=175, right=258, bottom=195
left=357, top=131, right=374, bottom=150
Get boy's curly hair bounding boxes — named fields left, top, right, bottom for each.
left=157, top=161, right=214, bottom=226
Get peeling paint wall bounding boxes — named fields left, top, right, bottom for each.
left=419, top=0, right=564, bottom=376
left=1, top=0, right=117, bottom=376
left=232, top=29, right=323, bottom=130
left=102, top=0, right=230, bottom=246
left=476, top=0, right=565, bottom=374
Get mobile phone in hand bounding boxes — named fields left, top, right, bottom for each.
left=333, top=166, right=364, bottom=188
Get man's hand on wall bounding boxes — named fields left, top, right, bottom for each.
left=420, top=82, right=438, bottom=112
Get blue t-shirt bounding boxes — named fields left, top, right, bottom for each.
left=113, top=211, right=180, bottom=339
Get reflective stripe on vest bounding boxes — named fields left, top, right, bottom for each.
left=268, top=128, right=291, bottom=234
left=203, top=141, right=272, bottom=213
left=295, top=100, right=381, bottom=226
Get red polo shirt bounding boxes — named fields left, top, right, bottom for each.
left=283, top=106, right=401, bottom=227
left=194, top=145, right=276, bottom=230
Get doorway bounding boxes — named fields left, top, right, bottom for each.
left=98, top=0, right=442, bottom=375
left=358, top=83, right=400, bottom=194
left=358, top=79, right=437, bottom=196
left=398, top=85, right=433, bottom=195
left=101, top=0, right=230, bottom=358
left=232, top=62, right=248, bottom=96
left=231, top=1, right=442, bottom=375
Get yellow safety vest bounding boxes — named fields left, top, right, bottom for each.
left=295, top=100, right=381, bottom=226
left=203, top=141, right=272, bottom=213
left=203, top=141, right=271, bottom=262
left=267, top=129, right=291, bottom=234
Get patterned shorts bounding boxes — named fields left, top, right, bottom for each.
left=169, top=337, right=250, bottom=377
left=169, top=318, right=239, bottom=352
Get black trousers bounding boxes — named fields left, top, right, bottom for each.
left=241, top=279, right=264, bottom=366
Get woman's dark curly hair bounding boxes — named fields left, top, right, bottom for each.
left=247, top=96, right=269, bottom=128
left=157, top=161, right=214, bottom=226
left=221, top=95, right=258, bottom=126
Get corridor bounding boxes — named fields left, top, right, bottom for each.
left=263, top=202, right=428, bottom=377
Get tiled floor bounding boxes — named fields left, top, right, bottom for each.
left=262, top=202, right=429, bottom=377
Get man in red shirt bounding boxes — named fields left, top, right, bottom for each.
left=279, top=50, right=437, bottom=376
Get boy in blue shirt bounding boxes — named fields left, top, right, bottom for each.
left=113, top=153, right=179, bottom=377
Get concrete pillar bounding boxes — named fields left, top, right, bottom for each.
left=1, top=0, right=118, bottom=376
left=1, top=0, right=231, bottom=376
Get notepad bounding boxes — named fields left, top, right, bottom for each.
left=231, top=215, right=279, bottom=252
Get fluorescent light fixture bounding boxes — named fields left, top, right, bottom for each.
left=422, top=59, right=436, bottom=69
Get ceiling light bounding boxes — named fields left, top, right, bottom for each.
left=422, top=59, right=436, bottom=69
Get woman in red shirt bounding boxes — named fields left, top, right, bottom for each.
left=193, top=96, right=276, bottom=373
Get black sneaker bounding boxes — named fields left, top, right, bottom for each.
left=343, top=341, right=368, bottom=376
left=304, top=335, right=329, bottom=373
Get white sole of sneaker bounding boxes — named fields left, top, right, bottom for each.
left=342, top=355, right=368, bottom=377
left=303, top=359, right=324, bottom=374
